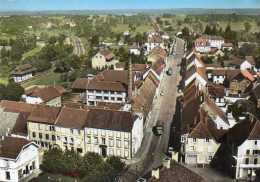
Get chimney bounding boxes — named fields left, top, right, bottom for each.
left=128, top=56, right=133, bottom=102
left=151, top=168, right=160, bottom=179
left=162, top=157, right=171, bottom=169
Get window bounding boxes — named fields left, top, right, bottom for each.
left=94, top=137, right=98, bottom=144
left=96, top=96, right=102, bottom=100
left=102, top=138, right=106, bottom=145
left=5, top=171, right=10, bottom=180
left=49, top=126, right=55, bottom=131
left=52, top=135, right=56, bottom=141
left=205, top=138, right=209, bottom=143
left=116, top=139, right=121, bottom=148
left=104, top=96, right=109, bottom=100
left=124, top=151, right=129, bottom=158
left=57, top=136, right=60, bottom=140
left=254, top=158, right=258, bottom=165
left=246, top=150, right=250, bottom=155
left=87, top=136, right=91, bottom=144
left=39, top=133, right=42, bottom=139
left=45, top=134, right=49, bottom=140
left=255, top=140, right=258, bottom=145
left=18, top=169, right=23, bottom=179
left=70, top=129, right=73, bottom=134
left=111, top=97, right=115, bottom=101
left=208, top=156, right=212, bottom=160
left=124, top=141, right=129, bottom=149
left=245, top=158, right=249, bottom=164
left=193, top=138, right=197, bottom=143
left=71, top=138, right=74, bottom=143
left=32, top=132, right=36, bottom=138
left=117, top=97, right=123, bottom=101
left=77, top=148, right=83, bottom=153
left=109, top=138, right=114, bottom=147
left=77, top=130, right=81, bottom=135
left=32, top=161, right=35, bottom=170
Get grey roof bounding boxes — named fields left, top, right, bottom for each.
left=0, top=108, right=20, bottom=137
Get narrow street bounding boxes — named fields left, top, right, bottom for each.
left=121, top=38, right=185, bottom=181
left=73, top=36, right=85, bottom=56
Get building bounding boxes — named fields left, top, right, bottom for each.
left=26, top=104, right=144, bottom=159
left=84, top=109, right=143, bottom=159
left=141, top=158, right=204, bottom=182
left=11, top=64, right=36, bottom=83
left=72, top=70, right=134, bottom=106
left=195, top=35, right=225, bottom=53
left=211, top=118, right=260, bottom=181
left=0, top=137, right=39, bottom=182
left=91, top=50, right=118, bottom=69
left=147, top=47, right=167, bottom=64
left=145, top=33, right=165, bottom=54
left=221, top=43, right=234, bottom=51
left=129, top=44, right=141, bottom=55
left=22, top=86, right=64, bottom=107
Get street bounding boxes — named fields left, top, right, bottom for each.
left=121, top=38, right=185, bottom=181
left=73, top=36, right=85, bottom=56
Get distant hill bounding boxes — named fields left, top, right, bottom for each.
left=0, top=8, right=260, bottom=16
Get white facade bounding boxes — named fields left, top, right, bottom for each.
left=21, top=95, right=61, bottom=107
left=235, top=139, right=260, bottom=180
left=240, top=60, right=253, bottom=71
left=84, top=114, right=143, bottom=159
left=0, top=143, right=39, bottom=182
left=91, top=52, right=118, bottom=69
left=13, top=73, right=33, bottom=83
left=145, top=42, right=164, bottom=54
left=130, top=48, right=141, bottom=55
left=85, top=90, right=127, bottom=106
left=181, top=135, right=220, bottom=165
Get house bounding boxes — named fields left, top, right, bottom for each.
left=0, top=137, right=39, bottom=182
left=221, top=43, right=234, bottom=51
left=147, top=47, right=167, bottom=64
left=129, top=44, right=141, bottom=55
left=22, top=86, right=64, bottom=107
left=142, top=158, right=204, bottom=182
left=180, top=110, right=222, bottom=166
left=207, top=83, right=226, bottom=108
left=240, top=56, right=258, bottom=72
left=72, top=70, right=138, bottom=106
left=145, top=33, right=165, bottom=54
left=211, top=118, right=260, bottom=181
left=26, top=104, right=144, bottom=159
left=195, top=35, right=225, bottom=53
left=91, top=50, right=118, bottom=69
left=84, top=109, right=143, bottom=159
left=11, top=64, right=36, bottom=83
left=0, top=100, right=36, bottom=138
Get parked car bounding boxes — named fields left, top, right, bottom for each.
left=167, top=68, right=173, bottom=75
left=152, top=125, right=164, bottom=136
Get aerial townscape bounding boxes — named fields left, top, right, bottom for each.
left=0, top=1, right=260, bottom=182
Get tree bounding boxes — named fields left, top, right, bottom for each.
left=204, top=25, right=212, bottom=35
left=244, top=22, right=252, bottom=32
left=3, top=81, right=24, bottom=101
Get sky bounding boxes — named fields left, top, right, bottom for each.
left=0, top=0, right=260, bottom=11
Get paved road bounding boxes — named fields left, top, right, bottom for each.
left=73, top=37, right=85, bottom=56
left=121, top=38, right=185, bottom=181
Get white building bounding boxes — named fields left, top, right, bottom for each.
left=181, top=118, right=221, bottom=166
left=0, top=137, right=39, bottom=182
left=145, top=33, right=165, bottom=54
left=84, top=110, right=143, bottom=159
left=22, top=86, right=64, bottom=107
left=91, top=50, right=118, bottom=69
left=11, top=64, right=36, bottom=83
left=72, top=70, right=133, bottom=106
left=195, top=35, right=224, bottom=53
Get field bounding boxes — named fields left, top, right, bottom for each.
left=21, top=70, right=63, bottom=89
left=112, top=23, right=152, bottom=33
left=22, top=46, right=42, bottom=60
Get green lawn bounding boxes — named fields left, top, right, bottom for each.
left=30, top=173, right=75, bottom=182
left=22, top=46, right=42, bottom=60
left=21, top=70, right=63, bottom=89
left=112, top=23, right=153, bottom=34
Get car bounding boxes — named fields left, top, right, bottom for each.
left=160, top=91, right=164, bottom=96
left=152, top=125, right=164, bottom=136
left=167, top=68, right=173, bottom=75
